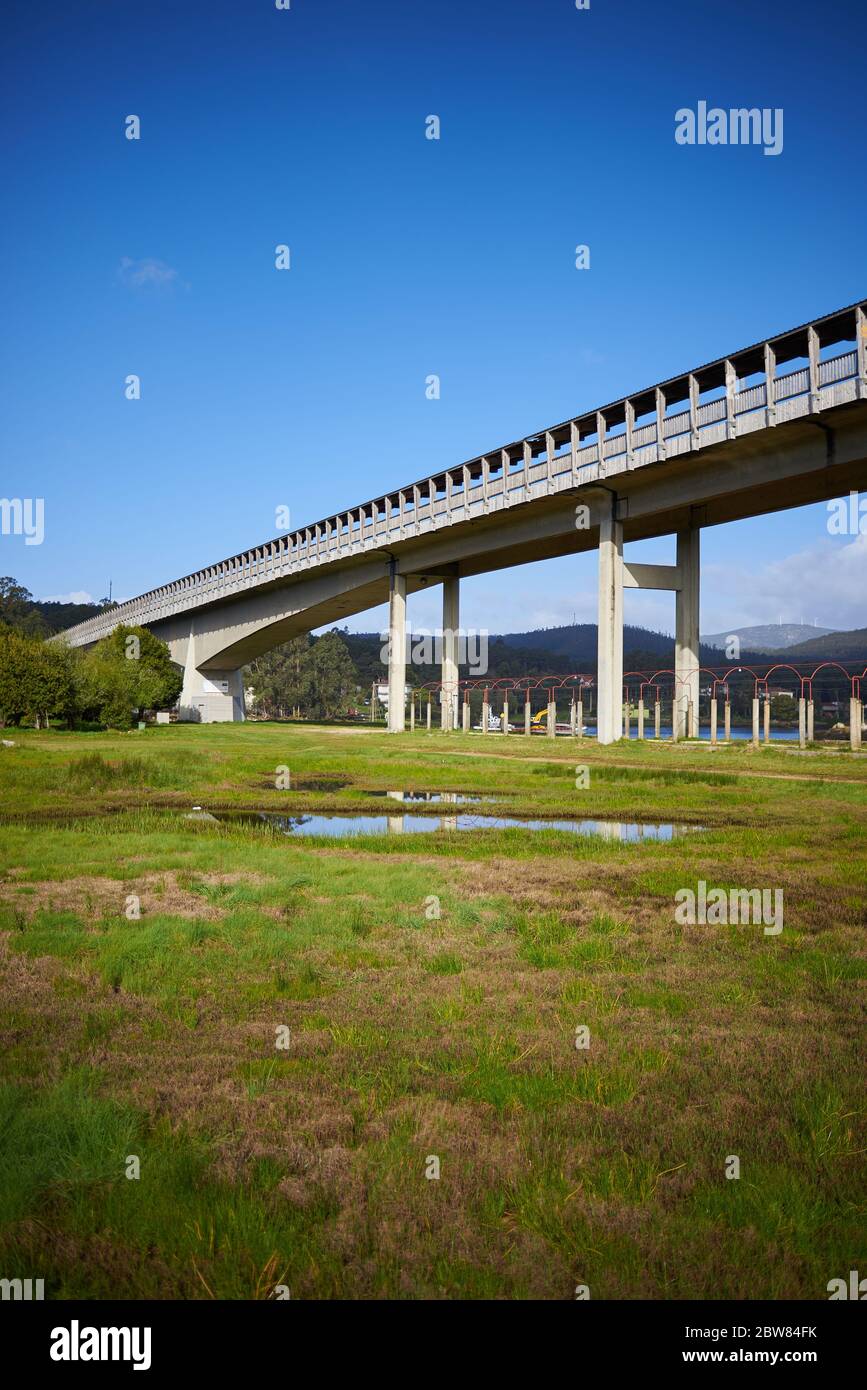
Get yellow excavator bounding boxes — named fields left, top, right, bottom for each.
left=530, top=706, right=586, bottom=735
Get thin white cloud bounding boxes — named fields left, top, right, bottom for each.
left=117, top=257, right=181, bottom=290
left=702, top=533, right=867, bottom=633
left=40, top=590, right=94, bottom=604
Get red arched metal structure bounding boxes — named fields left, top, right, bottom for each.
left=408, top=660, right=864, bottom=741
left=416, top=662, right=864, bottom=698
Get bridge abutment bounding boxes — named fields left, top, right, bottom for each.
left=173, top=626, right=245, bottom=722
left=178, top=656, right=245, bottom=723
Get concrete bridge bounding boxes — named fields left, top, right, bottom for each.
left=60, top=300, right=867, bottom=741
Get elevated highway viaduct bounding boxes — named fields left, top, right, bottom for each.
left=59, top=300, right=867, bottom=742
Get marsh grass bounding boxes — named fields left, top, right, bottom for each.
left=0, top=721, right=864, bottom=1298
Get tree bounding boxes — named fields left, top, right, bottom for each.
left=0, top=576, right=34, bottom=628
left=769, top=693, right=798, bottom=725
left=309, top=630, right=357, bottom=718
left=77, top=625, right=182, bottom=728
left=0, top=576, right=49, bottom=636
left=0, top=627, right=36, bottom=724
left=244, top=630, right=358, bottom=719
left=246, top=635, right=313, bottom=717
left=0, top=628, right=74, bottom=726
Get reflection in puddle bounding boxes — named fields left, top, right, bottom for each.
left=365, top=791, right=495, bottom=804
left=213, top=811, right=703, bottom=841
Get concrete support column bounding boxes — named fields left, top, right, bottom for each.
left=426, top=698, right=432, bottom=731
left=571, top=696, right=578, bottom=736
left=763, top=697, right=771, bottom=745
left=370, top=682, right=377, bottom=723
left=442, top=691, right=453, bottom=731
left=688, top=700, right=698, bottom=740
left=710, top=697, right=718, bottom=745
left=410, top=696, right=415, bottom=732
left=597, top=513, right=623, bottom=745
left=462, top=691, right=470, bottom=733
left=482, top=689, right=489, bottom=735
left=850, top=697, right=862, bottom=751
left=675, top=527, right=700, bottom=741
left=547, top=697, right=556, bottom=738
left=798, top=696, right=806, bottom=749
left=525, top=695, right=532, bottom=736
left=576, top=698, right=584, bottom=738
left=441, top=577, right=459, bottom=732
left=624, top=698, right=631, bottom=739
left=387, top=568, right=407, bottom=733
left=502, top=694, right=509, bottom=735
left=724, top=700, right=731, bottom=742
left=638, top=697, right=645, bottom=739
left=654, top=699, right=661, bottom=739
left=751, top=697, right=760, bottom=748
left=807, top=699, right=815, bottom=743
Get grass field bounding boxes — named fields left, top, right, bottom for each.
left=0, top=721, right=864, bottom=1300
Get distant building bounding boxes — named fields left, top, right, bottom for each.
left=375, top=682, right=412, bottom=710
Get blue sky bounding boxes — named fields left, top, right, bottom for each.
left=1, top=0, right=865, bottom=638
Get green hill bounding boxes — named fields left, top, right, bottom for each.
left=781, top=628, right=867, bottom=662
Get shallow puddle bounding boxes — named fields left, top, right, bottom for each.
left=213, top=811, right=703, bottom=841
